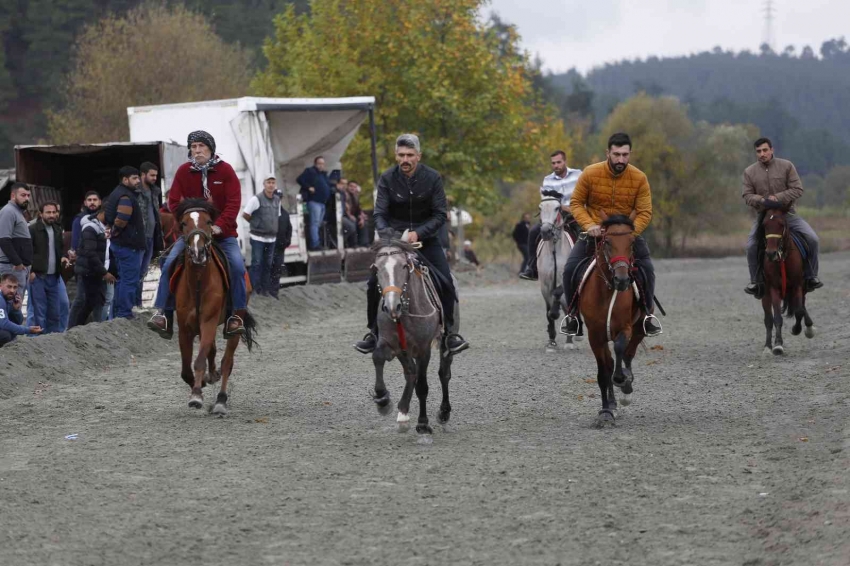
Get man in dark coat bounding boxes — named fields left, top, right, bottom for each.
left=296, top=156, right=332, bottom=250
left=103, top=166, right=145, bottom=319
left=512, top=213, right=531, bottom=273
left=27, top=201, right=68, bottom=333
left=73, top=211, right=118, bottom=327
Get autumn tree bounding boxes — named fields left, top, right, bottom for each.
left=48, top=3, right=252, bottom=144
left=253, top=0, right=570, bottom=210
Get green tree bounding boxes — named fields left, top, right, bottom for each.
left=253, top=0, right=569, bottom=211
left=48, top=3, right=251, bottom=143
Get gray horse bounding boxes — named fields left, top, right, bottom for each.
left=371, top=238, right=455, bottom=440
left=537, top=197, right=576, bottom=352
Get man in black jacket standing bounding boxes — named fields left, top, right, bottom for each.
left=73, top=210, right=118, bottom=327
left=28, top=201, right=68, bottom=333
left=354, top=134, right=469, bottom=356
left=104, top=166, right=145, bottom=319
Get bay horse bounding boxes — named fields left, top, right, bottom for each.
left=760, top=208, right=815, bottom=355
left=575, top=214, right=646, bottom=428
left=371, top=235, right=454, bottom=442
left=537, top=196, right=576, bottom=352
left=173, top=198, right=256, bottom=414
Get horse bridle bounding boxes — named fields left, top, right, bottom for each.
left=539, top=197, right=566, bottom=241
left=181, top=208, right=214, bottom=262
left=598, top=229, right=635, bottom=287
left=764, top=214, right=787, bottom=261
left=375, top=248, right=413, bottom=314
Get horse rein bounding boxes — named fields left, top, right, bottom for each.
left=764, top=215, right=787, bottom=261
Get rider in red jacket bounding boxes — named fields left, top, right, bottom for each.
left=147, top=130, right=248, bottom=338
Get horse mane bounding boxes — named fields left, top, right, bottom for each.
left=541, top=189, right=562, bottom=200
left=174, top=198, right=220, bottom=222
left=371, top=239, right=418, bottom=254
left=602, top=214, right=634, bottom=230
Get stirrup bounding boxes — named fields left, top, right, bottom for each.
left=224, top=314, right=245, bottom=337
left=147, top=313, right=172, bottom=339
left=643, top=314, right=663, bottom=337
left=559, top=315, right=579, bottom=336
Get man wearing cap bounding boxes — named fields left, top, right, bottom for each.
left=354, top=134, right=470, bottom=356
left=241, top=176, right=280, bottom=296
left=147, top=130, right=248, bottom=338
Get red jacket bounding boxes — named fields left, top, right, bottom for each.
left=168, top=159, right=241, bottom=239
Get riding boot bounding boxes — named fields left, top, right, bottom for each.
left=519, top=225, right=541, bottom=280
left=224, top=309, right=246, bottom=337
left=355, top=275, right=381, bottom=354
left=147, top=310, right=173, bottom=339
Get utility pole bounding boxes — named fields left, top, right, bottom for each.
left=762, top=0, right=776, bottom=53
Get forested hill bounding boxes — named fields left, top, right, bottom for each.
left=0, top=0, right=307, bottom=166
left=550, top=40, right=850, bottom=176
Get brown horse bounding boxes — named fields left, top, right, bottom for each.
left=760, top=208, right=815, bottom=355
left=577, top=214, right=646, bottom=428
left=159, top=206, right=179, bottom=248
left=173, top=198, right=256, bottom=414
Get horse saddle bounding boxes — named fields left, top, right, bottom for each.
left=169, top=243, right=232, bottom=294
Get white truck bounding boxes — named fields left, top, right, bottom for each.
left=127, top=97, right=380, bottom=285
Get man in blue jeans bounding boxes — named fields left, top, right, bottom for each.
left=242, top=176, right=280, bottom=295
left=297, top=156, right=331, bottom=250
left=104, top=166, right=146, bottom=319
left=27, top=201, right=68, bottom=333
left=147, top=130, right=247, bottom=338
left=135, top=162, right=164, bottom=307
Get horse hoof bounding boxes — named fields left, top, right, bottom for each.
left=772, top=345, right=785, bottom=356
left=565, top=342, right=576, bottom=350
left=805, top=326, right=815, bottom=339
left=595, top=410, right=616, bottom=429
left=397, top=412, right=410, bottom=432
left=437, top=410, right=451, bottom=424
left=791, top=326, right=802, bottom=336
left=188, top=396, right=203, bottom=409
left=545, top=345, right=557, bottom=354
left=622, top=383, right=633, bottom=395
left=212, top=403, right=228, bottom=416
left=417, top=434, right=434, bottom=446
left=373, top=391, right=392, bottom=415
left=416, top=424, right=433, bottom=435
left=762, top=347, right=772, bottom=356
left=620, top=394, right=632, bottom=407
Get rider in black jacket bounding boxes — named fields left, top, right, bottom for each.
left=354, top=134, right=470, bottom=355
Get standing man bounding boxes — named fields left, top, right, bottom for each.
left=27, top=201, right=67, bottom=333
left=104, top=166, right=146, bottom=319
left=0, top=274, right=41, bottom=346
left=296, top=156, right=332, bottom=250
left=342, top=181, right=370, bottom=247
left=0, top=183, right=33, bottom=298
left=147, top=130, right=248, bottom=338
left=68, top=191, right=102, bottom=327
left=561, top=133, right=661, bottom=337
left=242, top=176, right=280, bottom=296
left=512, top=212, right=531, bottom=274
left=354, top=134, right=469, bottom=356
left=136, top=162, right=164, bottom=308
left=742, top=137, right=822, bottom=297
left=73, top=210, right=118, bottom=327
left=519, top=150, right=582, bottom=280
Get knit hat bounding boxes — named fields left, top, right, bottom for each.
left=187, top=130, right=216, bottom=157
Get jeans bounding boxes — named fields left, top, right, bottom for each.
left=111, top=244, right=144, bottom=319
left=367, top=238, right=457, bottom=333
left=58, top=276, right=69, bottom=330
left=29, top=273, right=65, bottom=333
left=562, top=236, right=656, bottom=314
left=516, top=244, right=529, bottom=272
left=74, top=276, right=106, bottom=327
left=746, top=214, right=819, bottom=282
left=103, top=282, right=114, bottom=320
left=250, top=239, right=275, bottom=294
left=154, top=236, right=247, bottom=311
left=307, top=201, right=326, bottom=249
left=136, top=237, right=154, bottom=307
left=270, top=246, right=286, bottom=297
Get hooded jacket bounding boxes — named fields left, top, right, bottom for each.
left=75, top=214, right=118, bottom=278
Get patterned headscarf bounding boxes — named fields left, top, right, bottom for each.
left=187, top=130, right=220, bottom=200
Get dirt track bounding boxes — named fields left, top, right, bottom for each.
left=1, top=254, right=849, bottom=566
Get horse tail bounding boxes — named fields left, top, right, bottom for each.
left=240, top=310, right=260, bottom=352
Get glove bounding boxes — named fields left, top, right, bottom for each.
left=762, top=199, right=783, bottom=210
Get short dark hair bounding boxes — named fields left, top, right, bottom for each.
left=0, top=273, right=18, bottom=284
left=40, top=201, right=59, bottom=213
left=550, top=150, right=566, bottom=160
left=118, top=166, right=140, bottom=181
left=314, top=156, right=324, bottom=165
left=10, top=182, right=29, bottom=194
left=608, top=133, right=632, bottom=150
left=140, top=162, right=158, bottom=174
left=84, top=190, right=100, bottom=200
left=754, top=137, right=773, bottom=149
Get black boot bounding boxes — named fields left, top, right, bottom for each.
left=806, top=277, right=823, bottom=292
left=355, top=331, right=377, bottom=354
left=744, top=282, right=759, bottom=295
left=560, top=315, right=580, bottom=336
left=444, top=333, right=470, bottom=355
left=643, top=315, right=663, bottom=337
left=519, top=267, right=537, bottom=281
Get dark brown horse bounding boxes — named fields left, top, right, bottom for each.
left=173, top=199, right=256, bottom=414
left=578, top=214, right=646, bottom=428
left=761, top=208, right=815, bottom=355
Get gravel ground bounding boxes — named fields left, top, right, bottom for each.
left=1, top=254, right=848, bottom=566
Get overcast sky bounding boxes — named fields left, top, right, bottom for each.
left=486, top=0, right=850, bottom=73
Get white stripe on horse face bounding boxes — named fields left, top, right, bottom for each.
left=193, top=234, right=200, bottom=256
left=190, top=212, right=202, bottom=256
left=385, top=254, right=400, bottom=288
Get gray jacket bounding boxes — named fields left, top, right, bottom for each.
left=742, top=157, right=803, bottom=213
left=0, top=202, right=33, bottom=266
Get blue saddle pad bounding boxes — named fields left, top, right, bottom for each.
left=791, top=233, right=808, bottom=260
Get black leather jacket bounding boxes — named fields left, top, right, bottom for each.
left=373, top=164, right=447, bottom=242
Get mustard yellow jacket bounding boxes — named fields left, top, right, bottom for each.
left=570, top=161, right=653, bottom=235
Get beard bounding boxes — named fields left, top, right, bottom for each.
left=609, top=160, right=626, bottom=174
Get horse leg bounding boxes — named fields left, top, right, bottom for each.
left=591, top=339, right=616, bottom=428
left=802, top=294, right=815, bottom=338
left=178, top=327, right=195, bottom=388
left=212, top=335, right=240, bottom=416
left=372, top=343, right=392, bottom=416
left=205, top=341, right=221, bottom=385
left=761, top=294, right=773, bottom=355
left=396, top=353, right=416, bottom=432
left=189, top=323, right=215, bottom=409
left=437, top=341, right=452, bottom=424
left=545, top=303, right=558, bottom=352
left=620, top=329, right=643, bottom=405
left=415, top=350, right=433, bottom=438
left=612, top=331, right=628, bottom=387
left=771, top=288, right=784, bottom=355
